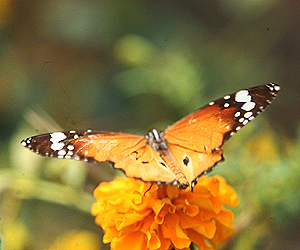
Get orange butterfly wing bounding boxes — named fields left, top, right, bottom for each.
left=162, top=105, right=231, bottom=186
left=69, top=132, right=178, bottom=183
left=163, top=83, right=281, bottom=186
left=22, top=131, right=178, bottom=184
left=164, top=104, right=235, bottom=152
left=166, top=144, right=224, bottom=185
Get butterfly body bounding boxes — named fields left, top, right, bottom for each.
left=21, top=83, right=280, bottom=190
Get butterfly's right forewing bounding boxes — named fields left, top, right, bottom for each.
left=164, top=83, right=280, bottom=152
left=164, top=83, right=280, bottom=188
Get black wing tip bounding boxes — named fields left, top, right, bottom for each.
left=20, top=131, right=98, bottom=162
left=265, top=83, right=281, bottom=92
left=20, top=136, right=33, bottom=146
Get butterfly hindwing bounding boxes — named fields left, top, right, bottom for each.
left=111, top=144, right=178, bottom=184
left=167, top=144, right=224, bottom=186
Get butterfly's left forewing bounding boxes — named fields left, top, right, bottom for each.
left=21, top=131, right=145, bottom=162
left=21, top=130, right=178, bottom=185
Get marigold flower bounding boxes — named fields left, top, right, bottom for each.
left=92, top=175, right=238, bottom=250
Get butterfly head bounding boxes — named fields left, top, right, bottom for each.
left=146, top=129, right=168, bottom=151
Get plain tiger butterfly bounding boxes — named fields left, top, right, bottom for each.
left=21, top=83, right=280, bottom=190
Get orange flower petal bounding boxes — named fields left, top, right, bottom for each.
left=111, top=231, right=147, bottom=250
left=92, top=176, right=238, bottom=250
left=160, top=213, right=191, bottom=249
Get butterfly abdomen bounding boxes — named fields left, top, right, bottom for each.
left=158, top=149, right=189, bottom=189
left=146, top=129, right=190, bottom=189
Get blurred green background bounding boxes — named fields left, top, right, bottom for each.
left=0, top=0, right=299, bottom=249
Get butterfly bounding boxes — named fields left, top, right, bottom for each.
left=21, top=83, right=280, bottom=190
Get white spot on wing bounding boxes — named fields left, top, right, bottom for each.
left=50, top=142, right=65, bottom=151
left=244, top=111, right=253, bottom=118
left=67, top=151, right=73, bottom=156
left=234, top=111, right=241, bottom=117
left=67, top=144, right=75, bottom=151
left=274, top=85, right=280, bottom=91
left=50, top=132, right=67, bottom=143
left=57, top=149, right=66, bottom=156
left=235, top=90, right=251, bottom=103
left=241, top=102, right=255, bottom=111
